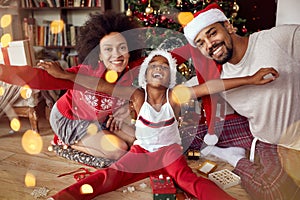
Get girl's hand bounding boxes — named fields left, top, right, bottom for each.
left=106, top=104, right=131, bottom=131
left=250, top=67, right=279, bottom=85
left=37, top=61, right=67, bottom=79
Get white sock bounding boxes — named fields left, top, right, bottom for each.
left=201, top=146, right=245, bottom=167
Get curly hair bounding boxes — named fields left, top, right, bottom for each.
left=76, top=11, right=143, bottom=69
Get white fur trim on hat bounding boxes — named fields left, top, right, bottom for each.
left=184, top=8, right=228, bottom=47
left=138, top=49, right=177, bottom=89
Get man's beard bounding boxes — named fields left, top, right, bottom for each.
left=209, top=39, right=233, bottom=65
left=214, top=46, right=233, bottom=65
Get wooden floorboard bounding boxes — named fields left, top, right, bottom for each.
left=0, top=116, right=250, bottom=199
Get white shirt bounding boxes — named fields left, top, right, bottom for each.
left=134, top=89, right=181, bottom=152
left=221, top=25, right=300, bottom=149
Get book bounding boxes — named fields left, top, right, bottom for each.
left=74, top=0, right=81, bottom=7
left=70, top=25, right=76, bottom=46
left=23, top=17, right=37, bottom=46
left=0, top=44, right=10, bottom=65
left=6, top=40, right=36, bottom=66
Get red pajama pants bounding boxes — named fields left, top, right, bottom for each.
left=51, top=144, right=235, bottom=200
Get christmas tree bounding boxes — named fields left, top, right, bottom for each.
left=125, top=0, right=247, bottom=79
left=125, top=0, right=247, bottom=40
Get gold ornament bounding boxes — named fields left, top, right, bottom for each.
left=189, top=0, right=201, bottom=4
left=126, top=8, right=133, bottom=17
left=232, top=1, right=239, bottom=12
left=177, top=0, right=182, bottom=7
left=177, top=63, right=191, bottom=77
left=231, top=12, right=238, bottom=19
left=145, top=6, right=154, bottom=14
left=145, top=0, right=154, bottom=14
left=178, top=63, right=188, bottom=73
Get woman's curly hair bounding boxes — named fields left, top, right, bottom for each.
left=76, top=11, right=143, bottom=69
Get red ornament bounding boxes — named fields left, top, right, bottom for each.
left=242, top=26, right=248, bottom=33
left=161, top=15, right=167, bottom=21
left=141, top=0, right=148, bottom=4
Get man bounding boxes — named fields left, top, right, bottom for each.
left=183, top=3, right=300, bottom=200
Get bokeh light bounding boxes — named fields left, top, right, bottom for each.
left=0, top=86, right=5, bottom=96
left=50, top=20, right=64, bottom=34
left=100, top=134, right=124, bottom=152
left=20, top=85, right=32, bottom=99
left=87, top=123, right=98, bottom=135
left=280, top=121, right=300, bottom=149
left=177, top=12, right=194, bottom=26
left=171, top=84, right=191, bottom=104
left=278, top=146, right=300, bottom=187
left=21, top=130, right=43, bottom=155
left=80, top=184, right=93, bottom=194
left=0, top=33, right=12, bottom=48
left=10, top=118, right=21, bottom=132
left=48, top=145, right=53, bottom=152
left=25, top=172, right=36, bottom=187
left=1, top=14, right=12, bottom=28
left=105, top=70, right=118, bottom=83
left=278, top=121, right=300, bottom=186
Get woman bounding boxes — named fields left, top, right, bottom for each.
left=44, top=49, right=278, bottom=199
left=0, top=11, right=143, bottom=161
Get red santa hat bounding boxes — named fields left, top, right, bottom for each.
left=184, top=3, right=228, bottom=47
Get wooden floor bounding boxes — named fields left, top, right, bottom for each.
left=0, top=116, right=251, bottom=200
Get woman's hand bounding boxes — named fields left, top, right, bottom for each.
left=249, top=67, right=279, bottom=85
left=106, top=104, right=131, bottom=132
left=37, top=61, right=67, bottom=79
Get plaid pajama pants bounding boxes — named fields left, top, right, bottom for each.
left=234, top=142, right=300, bottom=200
left=180, top=115, right=253, bottom=151
left=180, top=115, right=300, bottom=200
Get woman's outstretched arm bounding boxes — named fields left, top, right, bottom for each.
left=40, top=61, right=137, bottom=100
left=0, top=64, right=74, bottom=90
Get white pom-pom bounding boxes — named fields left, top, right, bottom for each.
left=204, top=133, right=218, bottom=145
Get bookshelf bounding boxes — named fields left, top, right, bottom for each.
left=19, top=0, right=114, bottom=65
left=0, top=0, right=23, bottom=41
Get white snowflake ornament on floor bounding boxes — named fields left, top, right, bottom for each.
left=31, top=187, right=50, bottom=199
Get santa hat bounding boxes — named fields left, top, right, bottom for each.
left=184, top=3, right=228, bottom=47
left=138, top=49, right=177, bottom=89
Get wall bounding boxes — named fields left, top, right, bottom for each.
left=276, top=0, right=300, bottom=25
left=237, top=0, right=277, bottom=32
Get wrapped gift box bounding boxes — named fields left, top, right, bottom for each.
left=150, top=174, right=176, bottom=200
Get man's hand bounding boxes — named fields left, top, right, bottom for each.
left=249, top=67, right=279, bottom=85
